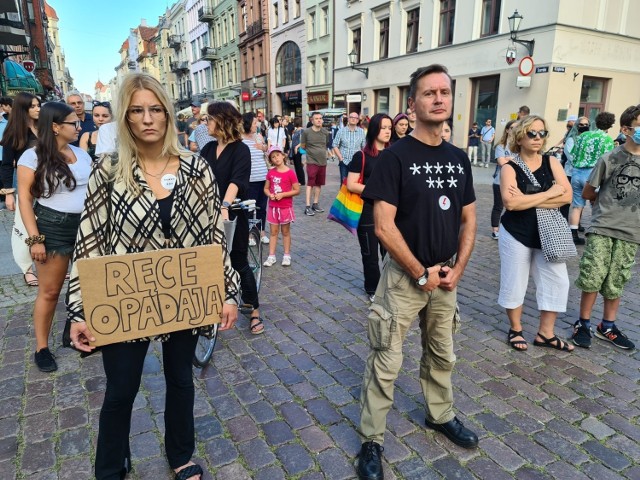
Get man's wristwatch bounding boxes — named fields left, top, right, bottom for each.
left=221, top=201, right=231, bottom=210
left=416, top=269, right=429, bottom=287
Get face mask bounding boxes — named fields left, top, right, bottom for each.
left=577, top=125, right=590, bottom=134
left=629, top=126, right=640, bottom=144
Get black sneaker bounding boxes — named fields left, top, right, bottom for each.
left=571, top=321, right=592, bottom=348
left=304, top=206, right=315, bottom=216
left=595, top=324, right=635, bottom=349
left=312, top=203, right=325, bottom=213
left=34, top=347, right=57, bottom=372
left=357, top=441, right=384, bottom=480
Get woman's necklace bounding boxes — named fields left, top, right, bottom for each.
left=141, top=156, right=177, bottom=190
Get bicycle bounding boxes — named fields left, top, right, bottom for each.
left=193, top=199, right=264, bottom=367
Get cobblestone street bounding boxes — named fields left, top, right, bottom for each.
left=1, top=163, right=639, bottom=479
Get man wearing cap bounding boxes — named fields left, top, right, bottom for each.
left=186, top=101, right=202, bottom=139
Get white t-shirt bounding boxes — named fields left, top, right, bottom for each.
left=18, top=146, right=92, bottom=214
left=267, top=127, right=286, bottom=149
left=95, top=122, right=117, bottom=155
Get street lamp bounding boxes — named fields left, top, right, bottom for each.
left=348, top=48, right=369, bottom=79
left=508, top=10, right=535, bottom=57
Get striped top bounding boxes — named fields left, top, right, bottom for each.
left=243, top=136, right=269, bottom=182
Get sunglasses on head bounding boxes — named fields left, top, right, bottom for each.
left=93, top=101, right=110, bottom=108
left=526, top=129, right=548, bottom=139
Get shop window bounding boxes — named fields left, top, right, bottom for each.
left=275, top=41, right=301, bottom=86
left=579, top=77, right=608, bottom=121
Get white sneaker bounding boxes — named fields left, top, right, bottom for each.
left=261, top=236, right=270, bottom=244
left=263, top=256, right=276, bottom=267
left=249, top=237, right=257, bottom=247
left=282, top=255, right=291, bottom=267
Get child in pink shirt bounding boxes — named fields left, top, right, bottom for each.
left=263, top=145, right=300, bottom=266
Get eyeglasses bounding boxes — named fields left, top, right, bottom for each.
left=126, top=106, right=167, bottom=122
left=60, top=120, right=81, bottom=129
left=618, top=174, right=640, bottom=187
left=199, top=116, right=209, bottom=123
left=525, top=129, right=548, bottom=139
left=93, top=101, right=111, bottom=108
left=349, top=115, right=359, bottom=119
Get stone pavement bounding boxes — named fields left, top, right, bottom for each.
left=1, top=162, right=639, bottom=479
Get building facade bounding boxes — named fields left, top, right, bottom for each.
left=269, top=0, right=305, bottom=118
left=237, top=0, right=271, bottom=114
left=334, top=0, right=640, bottom=146
left=305, top=0, right=333, bottom=113
left=185, top=0, right=212, bottom=103
left=43, top=1, right=71, bottom=98
left=208, top=0, right=242, bottom=107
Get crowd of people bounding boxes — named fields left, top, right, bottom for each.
left=0, top=65, right=638, bottom=480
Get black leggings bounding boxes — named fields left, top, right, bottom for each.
left=357, top=220, right=386, bottom=295
left=491, top=183, right=504, bottom=228
left=95, top=330, right=198, bottom=479
left=291, top=152, right=306, bottom=185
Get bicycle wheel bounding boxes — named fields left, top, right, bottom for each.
left=247, top=227, right=263, bottom=292
left=192, top=324, right=219, bottom=368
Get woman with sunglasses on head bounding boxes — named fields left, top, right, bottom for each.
left=498, top=115, right=574, bottom=353
left=67, top=73, right=239, bottom=480
left=390, top=113, right=409, bottom=144
left=79, top=101, right=113, bottom=161
left=16, top=102, right=91, bottom=372
left=0, top=92, right=41, bottom=286
left=490, top=120, right=517, bottom=240
left=346, top=113, right=393, bottom=302
left=201, top=102, right=265, bottom=334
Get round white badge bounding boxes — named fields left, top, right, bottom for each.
left=439, top=195, right=451, bottom=211
left=161, top=174, right=177, bottom=190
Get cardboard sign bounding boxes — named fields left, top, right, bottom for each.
left=77, top=245, right=225, bottom=346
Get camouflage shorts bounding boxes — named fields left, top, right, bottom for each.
left=575, top=233, right=638, bottom=299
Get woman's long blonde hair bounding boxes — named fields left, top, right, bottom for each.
left=114, top=73, right=189, bottom=194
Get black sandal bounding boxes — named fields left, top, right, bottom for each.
left=533, top=332, right=573, bottom=352
left=175, top=463, right=203, bottom=480
left=507, top=329, right=528, bottom=351
left=250, top=316, right=264, bottom=335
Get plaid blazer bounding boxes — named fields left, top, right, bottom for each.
left=67, top=152, right=240, bottom=341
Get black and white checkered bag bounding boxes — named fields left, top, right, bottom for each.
left=513, top=157, right=577, bottom=263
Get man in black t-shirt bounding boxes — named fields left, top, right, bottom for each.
left=356, top=65, right=478, bottom=480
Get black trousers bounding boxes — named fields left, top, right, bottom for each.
left=95, top=330, right=198, bottom=479
left=357, top=220, right=386, bottom=295
left=247, top=180, right=267, bottom=231
left=491, top=183, right=504, bottom=228
left=291, top=152, right=306, bottom=185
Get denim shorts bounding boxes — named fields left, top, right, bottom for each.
left=571, top=167, right=593, bottom=208
left=34, top=203, right=81, bottom=256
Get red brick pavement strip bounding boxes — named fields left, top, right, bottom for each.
left=1, top=162, right=640, bottom=478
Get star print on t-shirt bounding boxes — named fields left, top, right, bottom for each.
left=409, top=158, right=465, bottom=191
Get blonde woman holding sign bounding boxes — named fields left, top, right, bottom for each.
left=67, top=73, right=239, bottom=480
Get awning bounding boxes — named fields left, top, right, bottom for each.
left=2, top=60, right=43, bottom=93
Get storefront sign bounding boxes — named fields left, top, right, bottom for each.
left=242, top=92, right=250, bottom=101
left=281, top=90, right=301, bottom=102
left=77, top=245, right=225, bottom=346
left=308, top=92, right=328, bottom=104
left=346, top=94, right=362, bottom=103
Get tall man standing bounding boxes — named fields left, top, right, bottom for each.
left=479, top=118, right=495, bottom=167
left=300, top=112, right=331, bottom=216
left=66, top=93, right=95, bottom=147
left=333, top=111, right=366, bottom=183
left=356, top=64, right=478, bottom=480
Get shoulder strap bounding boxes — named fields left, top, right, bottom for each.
left=359, top=150, right=366, bottom=184
left=512, top=156, right=540, bottom=187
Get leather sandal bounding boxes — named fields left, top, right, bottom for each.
left=250, top=316, right=264, bottom=335
left=175, top=463, right=203, bottom=480
left=533, top=332, right=573, bottom=352
left=507, top=329, right=527, bottom=351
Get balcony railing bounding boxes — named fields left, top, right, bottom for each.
left=170, top=61, right=190, bottom=74
left=245, top=19, right=264, bottom=38
left=168, top=34, right=182, bottom=49
left=201, top=47, right=218, bottom=61
left=198, top=7, right=215, bottom=22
